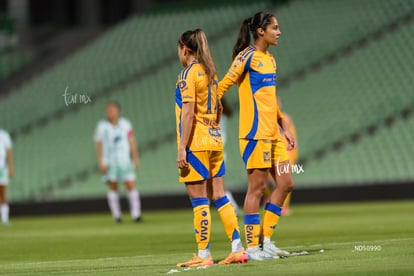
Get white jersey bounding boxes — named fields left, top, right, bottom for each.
left=94, top=117, right=134, bottom=166
left=0, top=129, right=12, bottom=169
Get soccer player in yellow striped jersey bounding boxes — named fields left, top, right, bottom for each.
left=218, top=12, right=296, bottom=260
left=175, top=29, right=247, bottom=267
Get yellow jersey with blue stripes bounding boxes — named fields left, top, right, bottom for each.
left=219, top=46, right=284, bottom=140
left=175, top=61, right=223, bottom=152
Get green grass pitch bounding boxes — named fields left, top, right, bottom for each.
left=1, top=200, right=413, bottom=275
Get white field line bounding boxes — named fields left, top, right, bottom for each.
left=2, top=237, right=413, bottom=268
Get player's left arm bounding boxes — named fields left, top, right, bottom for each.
left=6, top=148, right=14, bottom=178
left=177, top=101, right=195, bottom=169
left=128, top=130, right=140, bottom=171
left=216, top=99, right=223, bottom=124
left=176, top=68, right=196, bottom=169
left=277, top=109, right=296, bottom=151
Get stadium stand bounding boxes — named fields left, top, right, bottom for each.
left=274, top=0, right=414, bottom=76
left=281, top=20, right=414, bottom=158
left=0, top=50, right=33, bottom=81
left=0, top=1, right=268, bottom=134
left=295, top=114, right=414, bottom=186
left=6, top=1, right=270, bottom=201
left=4, top=0, right=414, bottom=201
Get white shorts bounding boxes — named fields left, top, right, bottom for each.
left=104, top=163, right=136, bottom=184
left=0, top=167, right=9, bottom=186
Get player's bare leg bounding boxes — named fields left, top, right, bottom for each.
left=269, top=161, right=294, bottom=206
left=0, top=186, right=9, bottom=224
left=259, top=161, right=294, bottom=257
left=244, top=168, right=268, bottom=214
left=243, top=168, right=274, bottom=260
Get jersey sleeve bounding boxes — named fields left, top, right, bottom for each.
left=178, top=67, right=197, bottom=103
left=218, top=50, right=254, bottom=99
left=93, top=122, right=104, bottom=142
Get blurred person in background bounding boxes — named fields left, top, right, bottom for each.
left=263, top=97, right=298, bottom=216
left=94, top=101, right=142, bottom=223
left=0, top=128, right=13, bottom=225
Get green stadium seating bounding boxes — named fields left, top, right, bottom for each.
left=273, top=0, right=414, bottom=76
left=5, top=0, right=414, bottom=201
left=294, top=116, right=414, bottom=186
left=281, top=21, right=414, bottom=158
left=0, top=50, right=33, bottom=80
left=0, top=1, right=268, bottom=132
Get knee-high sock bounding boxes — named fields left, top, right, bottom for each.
left=107, top=190, right=121, bottom=219
left=244, top=213, right=261, bottom=248
left=262, top=202, right=282, bottom=240
left=128, top=189, right=141, bottom=219
left=191, top=198, right=211, bottom=258
left=0, top=204, right=9, bottom=223
left=213, top=196, right=242, bottom=253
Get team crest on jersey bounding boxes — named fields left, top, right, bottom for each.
left=263, top=151, right=271, bottom=162
left=234, top=55, right=245, bottom=68
left=179, top=80, right=187, bottom=91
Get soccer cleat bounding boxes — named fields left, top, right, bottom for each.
left=262, top=240, right=290, bottom=257
left=133, top=216, right=142, bottom=222
left=115, top=217, right=122, bottom=223
left=176, top=254, right=214, bottom=268
left=218, top=248, right=248, bottom=264
left=246, top=246, right=275, bottom=261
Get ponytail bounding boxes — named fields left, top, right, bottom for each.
left=232, top=17, right=251, bottom=60
left=178, top=29, right=217, bottom=84
left=232, top=12, right=275, bottom=59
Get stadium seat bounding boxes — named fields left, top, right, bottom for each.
left=5, top=0, right=414, bottom=201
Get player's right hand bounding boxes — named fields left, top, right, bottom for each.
left=176, top=148, right=188, bottom=169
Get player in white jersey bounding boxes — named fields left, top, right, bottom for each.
left=0, top=129, right=14, bottom=225
left=94, top=102, right=142, bottom=223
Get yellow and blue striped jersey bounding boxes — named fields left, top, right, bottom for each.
left=175, top=61, right=223, bottom=151
left=219, top=46, right=284, bottom=140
